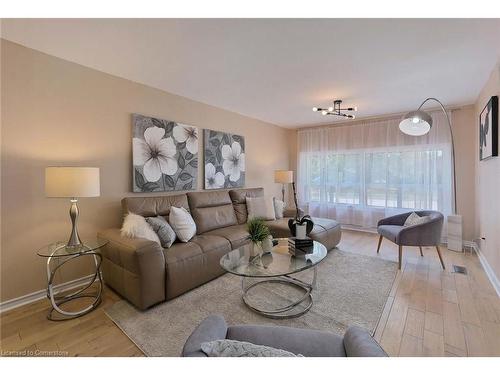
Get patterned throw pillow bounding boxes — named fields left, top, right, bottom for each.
left=201, top=339, right=302, bottom=357
left=404, top=212, right=431, bottom=227
left=145, top=216, right=176, bottom=248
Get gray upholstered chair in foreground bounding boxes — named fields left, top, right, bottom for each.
left=376, top=210, right=445, bottom=270
left=182, top=315, right=387, bottom=357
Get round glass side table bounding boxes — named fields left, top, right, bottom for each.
left=36, top=238, right=108, bottom=321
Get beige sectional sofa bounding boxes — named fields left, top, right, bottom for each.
left=98, top=188, right=341, bottom=310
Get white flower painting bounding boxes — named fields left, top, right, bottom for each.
left=204, top=129, right=245, bottom=189
left=132, top=114, right=198, bottom=192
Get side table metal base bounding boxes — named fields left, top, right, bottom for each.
left=46, top=250, right=103, bottom=321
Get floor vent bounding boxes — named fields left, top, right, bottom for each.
left=452, top=265, right=468, bottom=275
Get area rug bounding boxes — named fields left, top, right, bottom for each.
left=104, top=249, right=397, bottom=356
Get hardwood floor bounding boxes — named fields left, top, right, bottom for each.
left=1, top=230, right=499, bottom=357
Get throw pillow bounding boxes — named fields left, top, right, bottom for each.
left=273, top=198, right=286, bottom=220
left=201, top=339, right=302, bottom=357
left=121, top=212, right=160, bottom=244
left=168, top=206, right=197, bottom=242
left=404, top=212, right=431, bottom=227
left=246, top=196, right=276, bottom=221
left=145, top=216, right=176, bottom=248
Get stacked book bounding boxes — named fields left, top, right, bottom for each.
left=288, top=237, right=314, bottom=257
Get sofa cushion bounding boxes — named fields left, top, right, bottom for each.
left=187, top=191, right=237, bottom=234
left=229, top=188, right=264, bottom=224
left=205, top=224, right=250, bottom=249
left=163, top=241, right=203, bottom=264
left=163, top=240, right=227, bottom=299
left=190, top=235, right=231, bottom=254
left=122, top=194, right=190, bottom=218
left=227, top=324, right=346, bottom=357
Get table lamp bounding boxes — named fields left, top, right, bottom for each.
left=274, top=170, right=293, bottom=202
left=45, top=167, right=100, bottom=248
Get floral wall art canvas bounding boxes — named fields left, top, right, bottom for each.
left=204, top=129, right=245, bottom=189
left=132, top=114, right=198, bottom=192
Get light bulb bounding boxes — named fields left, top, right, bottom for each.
left=328, top=107, right=334, bottom=112
left=412, top=117, right=420, bottom=124
left=312, top=107, right=318, bottom=112
left=322, top=110, right=328, bottom=115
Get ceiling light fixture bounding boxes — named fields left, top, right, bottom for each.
left=312, top=99, right=357, bottom=119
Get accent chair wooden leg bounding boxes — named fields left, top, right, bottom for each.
left=435, top=246, right=446, bottom=270
left=377, top=235, right=383, bottom=254
left=398, top=245, right=402, bottom=270
left=419, top=246, right=423, bottom=257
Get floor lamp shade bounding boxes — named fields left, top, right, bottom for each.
left=274, top=170, right=293, bottom=184
left=45, top=167, right=100, bottom=198
left=45, top=167, right=100, bottom=248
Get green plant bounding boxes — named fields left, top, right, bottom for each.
left=247, top=218, right=271, bottom=244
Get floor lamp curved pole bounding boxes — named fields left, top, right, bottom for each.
left=399, top=97, right=457, bottom=215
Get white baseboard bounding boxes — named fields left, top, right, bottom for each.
left=471, top=242, right=500, bottom=297
left=0, top=274, right=95, bottom=314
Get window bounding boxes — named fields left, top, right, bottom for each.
left=297, top=115, right=452, bottom=229
left=300, top=146, right=446, bottom=211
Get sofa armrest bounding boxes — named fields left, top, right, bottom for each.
left=98, top=228, right=166, bottom=309
left=343, top=326, right=388, bottom=357
left=182, top=315, right=228, bottom=357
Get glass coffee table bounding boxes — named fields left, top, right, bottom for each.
left=220, top=239, right=327, bottom=319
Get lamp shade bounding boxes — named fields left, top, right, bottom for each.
left=45, top=167, right=100, bottom=198
left=399, top=110, right=433, bottom=136
left=274, top=170, right=293, bottom=184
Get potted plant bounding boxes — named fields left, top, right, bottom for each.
left=288, top=215, right=314, bottom=239
left=247, top=218, right=271, bottom=256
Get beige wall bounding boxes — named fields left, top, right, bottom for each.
left=292, top=106, right=478, bottom=241
left=475, top=62, right=500, bottom=282
left=451, top=106, right=477, bottom=241
left=0, top=40, right=292, bottom=302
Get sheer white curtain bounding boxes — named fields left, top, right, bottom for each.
left=297, top=111, right=454, bottom=230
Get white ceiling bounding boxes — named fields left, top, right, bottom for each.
left=2, top=19, right=500, bottom=128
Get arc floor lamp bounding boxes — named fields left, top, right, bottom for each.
left=399, top=97, right=462, bottom=252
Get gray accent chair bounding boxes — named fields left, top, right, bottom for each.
left=182, top=315, right=388, bottom=357
left=376, top=210, right=445, bottom=270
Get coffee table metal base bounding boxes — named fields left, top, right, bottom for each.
left=241, top=268, right=317, bottom=319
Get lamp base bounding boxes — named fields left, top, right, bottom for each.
left=67, top=199, right=82, bottom=248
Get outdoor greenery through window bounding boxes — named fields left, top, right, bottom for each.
left=303, top=146, right=444, bottom=210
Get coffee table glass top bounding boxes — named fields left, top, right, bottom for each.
left=220, top=238, right=327, bottom=278
left=37, top=238, right=108, bottom=258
